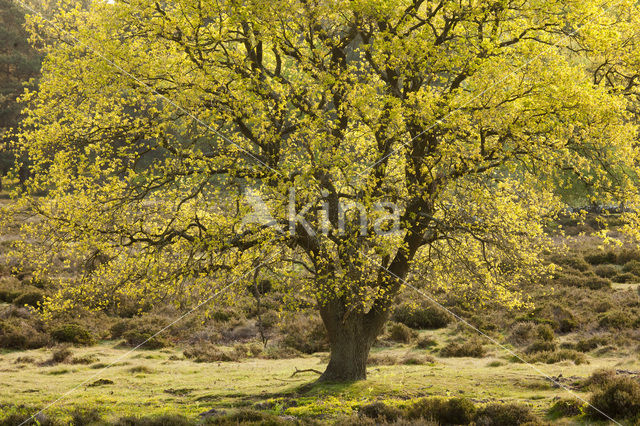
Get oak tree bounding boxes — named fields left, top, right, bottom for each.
left=10, top=0, right=640, bottom=381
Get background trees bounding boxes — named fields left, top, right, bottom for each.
left=0, top=0, right=41, bottom=190
left=10, top=0, right=640, bottom=381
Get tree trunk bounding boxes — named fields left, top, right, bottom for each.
left=318, top=298, right=389, bottom=382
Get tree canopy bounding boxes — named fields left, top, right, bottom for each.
left=8, top=0, right=640, bottom=381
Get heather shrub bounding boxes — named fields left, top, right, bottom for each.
left=0, top=318, right=49, bottom=349
left=594, top=265, right=618, bottom=278
left=387, top=322, right=417, bottom=343
left=392, top=302, right=451, bottom=330
left=587, top=376, right=640, bottom=421
left=475, top=403, right=537, bottom=426
left=51, top=324, right=95, bottom=346
left=440, top=340, right=486, bottom=358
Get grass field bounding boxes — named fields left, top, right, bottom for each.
left=1, top=328, right=638, bottom=424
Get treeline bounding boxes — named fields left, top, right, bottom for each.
left=0, top=0, right=41, bottom=190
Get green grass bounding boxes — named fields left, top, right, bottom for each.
left=0, top=340, right=636, bottom=424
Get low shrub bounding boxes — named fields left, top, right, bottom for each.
left=123, top=329, right=168, bottom=349
left=527, top=349, right=587, bottom=365
left=70, top=408, right=103, bottom=426
left=0, top=411, right=56, bottom=426
left=587, top=376, right=640, bottom=421
left=622, top=260, right=640, bottom=276
left=51, top=324, right=95, bottom=346
left=598, top=310, right=631, bottom=330
left=392, top=302, right=451, bottom=330
left=556, top=275, right=611, bottom=290
left=617, top=249, right=640, bottom=264
left=183, top=343, right=237, bottom=362
left=548, top=398, right=583, bottom=418
left=415, top=334, right=437, bottom=349
left=507, top=322, right=535, bottom=346
left=110, top=315, right=170, bottom=349
left=558, top=318, right=578, bottom=333
left=536, top=324, right=555, bottom=342
left=575, top=336, right=607, bottom=352
left=594, top=265, right=618, bottom=278
left=582, top=369, right=617, bottom=390
left=367, top=353, right=398, bottom=366
left=48, top=347, right=72, bottom=365
left=475, top=403, right=537, bottom=426
left=260, top=344, right=300, bottom=359
left=387, top=322, right=417, bottom=343
left=114, top=414, right=192, bottom=425
left=358, top=402, right=402, bottom=422
left=440, top=340, right=486, bottom=358
left=554, top=254, right=593, bottom=272
left=0, top=318, right=49, bottom=349
left=12, top=291, right=44, bottom=308
left=281, top=315, right=328, bottom=354
left=203, top=409, right=287, bottom=425
left=583, top=277, right=612, bottom=290
left=525, top=340, right=556, bottom=354
left=613, top=273, right=635, bottom=283
left=585, top=251, right=618, bottom=265
left=400, top=354, right=435, bottom=365
left=406, top=397, right=476, bottom=424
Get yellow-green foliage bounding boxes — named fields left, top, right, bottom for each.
left=4, top=0, right=640, bottom=348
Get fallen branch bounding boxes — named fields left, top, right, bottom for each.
left=290, top=367, right=323, bottom=377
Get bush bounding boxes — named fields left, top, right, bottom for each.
left=583, top=277, right=612, bottom=290
left=599, top=310, right=630, bottom=330
left=406, top=397, right=476, bottom=424
left=0, top=318, right=49, bottom=349
left=110, top=315, right=170, bottom=349
left=203, top=409, right=287, bottom=425
left=558, top=318, right=578, bottom=333
left=556, top=275, right=611, bottom=290
left=0, top=411, right=57, bottom=426
left=48, top=347, right=72, bottom=364
left=51, top=324, right=95, bottom=346
left=527, top=349, right=587, bottom=365
left=507, top=322, right=535, bottom=346
left=622, top=260, right=640, bottom=276
left=440, top=340, right=486, bottom=358
left=400, top=354, right=435, bottom=365
left=392, top=302, right=451, bottom=329
left=260, top=344, right=300, bottom=359
left=122, top=329, right=168, bottom=349
left=575, top=336, right=607, bottom=352
left=358, top=402, right=402, bottom=422
left=548, top=398, right=583, bottom=418
left=525, top=340, right=556, bottom=354
left=587, top=376, right=640, bottom=420
left=281, top=315, right=328, bottom=354
left=415, top=334, right=437, bottom=349
left=387, top=322, right=417, bottom=343
left=594, top=265, right=618, bottom=278
left=616, top=249, right=640, bottom=264
left=582, top=369, right=616, bottom=390
left=551, top=253, right=592, bottom=272
left=475, top=403, right=537, bottom=426
left=12, top=291, right=44, bottom=308
left=613, top=272, right=635, bottom=283
left=115, top=414, right=192, bottom=425
left=183, top=343, right=237, bottom=362
left=536, top=324, right=554, bottom=342
left=585, top=251, right=618, bottom=265
left=70, top=408, right=103, bottom=426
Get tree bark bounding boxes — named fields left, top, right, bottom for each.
left=317, top=298, right=389, bottom=382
